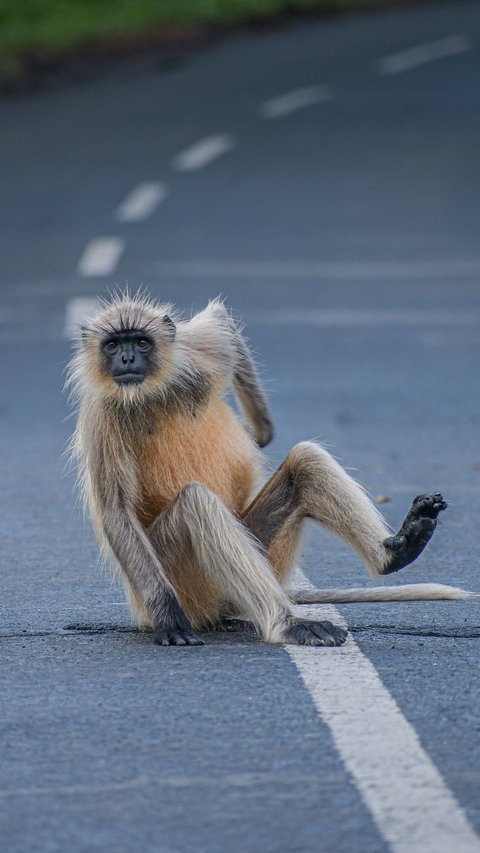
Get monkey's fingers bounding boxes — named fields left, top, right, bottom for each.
left=153, top=628, right=204, bottom=646
left=411, top=493, right=448, bottom=519
left=383, top=492, right=447, bottom=574
left=256, top=415, right=274, bottom=448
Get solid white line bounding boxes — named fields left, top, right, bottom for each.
left=378, top=34, right=471, bottom=75
left=63, top=298, right=100, bottom=338
left=173, top=135, right=236, bottom=172
left=287, top=570, right=480, bottom=852
left=150, top=258, right=480, bottom=281
left=77, top=237, right=125, bottom=278
left=259, top=85, right=332, bottom=119
left=115, top=182, right=168, bottom=222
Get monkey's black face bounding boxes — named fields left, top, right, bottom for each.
left=101, top=331, right=154, bottom=385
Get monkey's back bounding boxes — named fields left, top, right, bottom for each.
left=135, top=397, right=263, bottom=528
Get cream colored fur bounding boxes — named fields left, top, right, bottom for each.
left=66, top=293, right=473, bottom=646
left=291, top=584, right=476, bottom=603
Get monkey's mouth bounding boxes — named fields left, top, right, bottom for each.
left=114, top=373, right=145, bottom=385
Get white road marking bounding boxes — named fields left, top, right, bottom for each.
left=77, top=237, right=124, bottom=278
left=63, top=297, right=100, bottom=337
left=378, top=34, right=471, bottom=75
left=259, top=85, right=332, bottom=119
left=149, top=258, right=480, bottom=281
left=115, top=182, right=168, bottom=222
left=287, top=569, right=480, bottom=852
left=173, top=135, right=236, bottom=171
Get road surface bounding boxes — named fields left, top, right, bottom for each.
left=1, top=2, right=480, bottom=851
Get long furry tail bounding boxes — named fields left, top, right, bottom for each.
left=290, top=583, right=477, bottom=603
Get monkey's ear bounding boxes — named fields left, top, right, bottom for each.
left=163, top=315, right=176, bottom=341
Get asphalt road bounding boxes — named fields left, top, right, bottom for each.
left=1, top=2, right=480, bottom=851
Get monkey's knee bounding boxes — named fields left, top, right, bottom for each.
left=272, top=442, right=329, bottom=516
left=175, top=481, right=215, bottom=511
left=287, top=441, right=329, bottom=468
left=177, top=481, right=207, bottom=499
left=170, top=481, right=230, bottom=541
left=285, top=441, right=331, bottom=494
left=149, top=482, right=213, bottom=551
left=162, top=482, right=210, bottom=539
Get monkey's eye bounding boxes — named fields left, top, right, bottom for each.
left=103, top=340, right=119, bottom=354
left=137, top=339, right=152, bottom=353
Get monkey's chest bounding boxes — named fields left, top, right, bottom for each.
left=135, top=403, right=261, bottom=527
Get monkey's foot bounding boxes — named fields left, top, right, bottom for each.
left=282, top=618, right=348, bottom=647
left=383, top=493, right=447, bottom=574
left=153, top=626, right=204, bottom=646
left=153, top=595, right=205, bottom=646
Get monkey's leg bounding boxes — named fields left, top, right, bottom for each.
left=243, top=441, right=446, bottom=578
left=148, top=482, right=347, bottom=647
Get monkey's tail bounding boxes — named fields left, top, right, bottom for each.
left=290, top=583, right=477, bottom=603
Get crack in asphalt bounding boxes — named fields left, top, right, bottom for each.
left=1, top=623, right=480, bottom=639
left=349, top=626, right=480, bottom=638
left=0, top=625, right=142, bottom=638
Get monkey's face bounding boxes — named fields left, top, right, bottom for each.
left=101, top=331, right=153, bottom=386
left=72, top=295, right=179, bottom=404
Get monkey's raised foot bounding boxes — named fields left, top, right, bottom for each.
left=282, top=618, right=348, bottom=647
left=383, top=493, right=447, bottom=575
left=153, top=627, right=204, bottom=646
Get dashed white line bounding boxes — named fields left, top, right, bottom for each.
left=63, top=298, right=100, bottom=337
left=259, top=85, right=332, bottom=119
left=378, top=34, right=471, bottom=75
left=173, top=135, right=236, bottom=172
left=77, top=237, right=125, bottom=278
left=287, top=569, right=480, bottom=852
left=115, top=182, right=168, bottom=222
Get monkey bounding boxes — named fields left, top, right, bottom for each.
left=66, top=292, right=473, bottom=648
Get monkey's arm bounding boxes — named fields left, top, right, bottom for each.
left=191, top=299, right=273, bottom=447
left=100, top=496, right=203, bottom=646
left=232, top=331, right=274, bottom=448
left=181, top=299, right=274, bottom=446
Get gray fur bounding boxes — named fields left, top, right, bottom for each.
left=67, top=293, right=472, bottom=650
left=149, top=482, right=292, bottom=641
left=291, top=584, right=476, bottom=603
left=203, top=300, right=274, bottom=447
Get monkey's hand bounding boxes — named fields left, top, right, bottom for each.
left=153, top=594, right=204, bottom=646
left=383, top=493, right=447, bottom=574
left=255, top=414, right=274, bottom=448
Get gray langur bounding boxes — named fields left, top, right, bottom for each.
left=66, top=293, right=471, bottom=647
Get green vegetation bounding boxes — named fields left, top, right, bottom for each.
left=0, top=0, right=390, bottom=80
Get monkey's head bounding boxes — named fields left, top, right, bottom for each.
left=70, top=293, right=178, bottom=404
